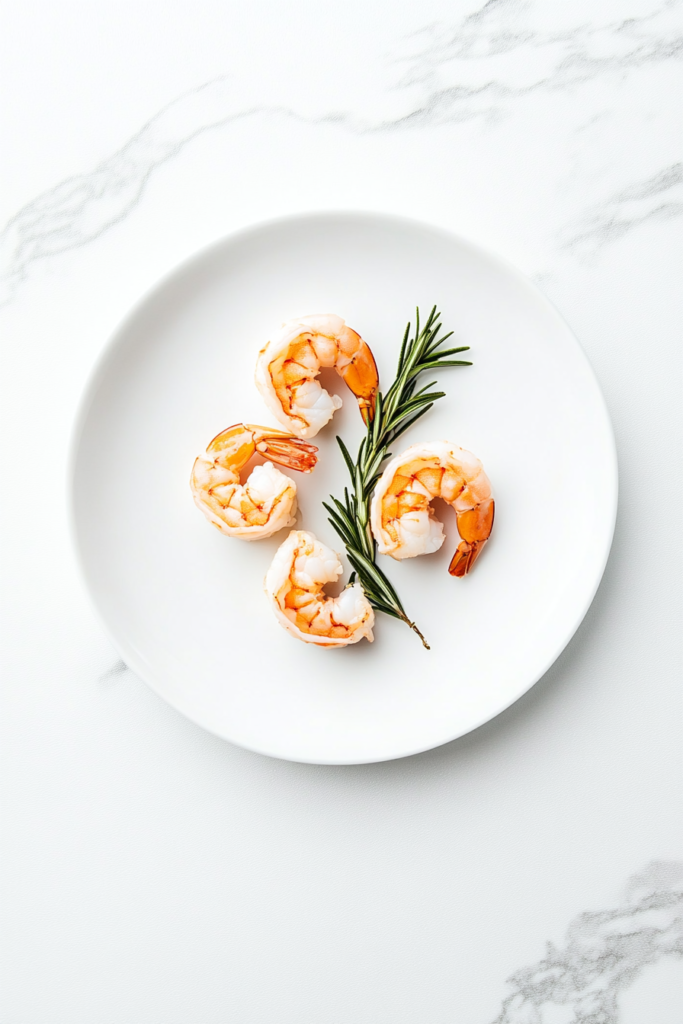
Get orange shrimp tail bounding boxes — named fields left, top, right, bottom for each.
left=449, top=498, right=495, bottom=577
left=257, top=435, right=318, bottom=473
left=358, top=394, right=377, bottom=426
left=338, top=341, right=379, bottom=425
left=449, top=540, right=484, bottom=577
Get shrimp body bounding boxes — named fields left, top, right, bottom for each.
left=370, top=441, right=494, bottom=576
left=255, top=314, right=379, bottom=439
left=265, top=530, right=375, bottom=646
left=191, top=424, right=317, bottom=540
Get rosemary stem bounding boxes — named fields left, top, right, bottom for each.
left=397, top=610, right=431, bottom=650
left=325, top=306, right=470, bottom=649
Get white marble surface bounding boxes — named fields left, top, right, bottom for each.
left=1, top=1, right=682, bottom=1020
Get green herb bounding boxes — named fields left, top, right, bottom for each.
left=323, top=306, right=471, bottom=648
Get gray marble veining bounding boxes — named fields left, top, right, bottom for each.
left=1, top=0, right=680, bottom=303
left=493, top=862, right=683, bottom=1023
left=560, top=162, right=683, bottom=256
left=396, top=0, right=682, bottom=122
left=98, top=658, right=129, bottom=684
left=0, top=79, right=263, bottom=303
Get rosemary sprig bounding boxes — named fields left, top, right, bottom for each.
left=322, top=306, right=471, bottom=648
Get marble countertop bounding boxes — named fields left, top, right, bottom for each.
left=2, top=2, right=681, bottom=1020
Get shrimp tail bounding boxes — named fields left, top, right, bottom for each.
left=337, top=341, right=379, bottom=425
left=449, top=540, right=485, bottom=577
left=357, top=395, right=377, bottom=426
left=256, top=435, right=318, bottom=473
left=450, top=498, right=495, bottom=577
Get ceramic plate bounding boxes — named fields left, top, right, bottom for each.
left=70, top=212, right=617, bottom=764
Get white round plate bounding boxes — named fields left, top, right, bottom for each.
left=71, top=212, right=617, bottom=764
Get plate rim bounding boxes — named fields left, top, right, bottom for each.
left=68, top=209, right=619, bottom=764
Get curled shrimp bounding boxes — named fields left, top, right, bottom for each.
left=191, top=423, right=317, bottom=540
left=265, top=530, right=375, bottom=646
left=370, top=441, right=494, bottom=576
left=255, top=314, right=379, bottom=439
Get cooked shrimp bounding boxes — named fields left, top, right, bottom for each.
left=255, top=314, right=379, bottom=439
left=265, top=530, right=375, bottom=646
left=191, top=423, right=317, bottom=540
left=370, top=441, right=494, bottom=576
